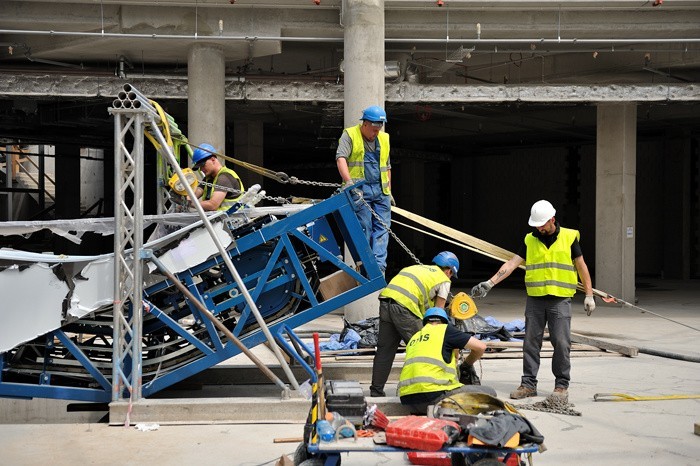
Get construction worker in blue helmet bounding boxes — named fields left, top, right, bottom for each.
left=370, top=251, right=460, bottom=397
left=335, top=105, right=393, bottom=274
left=188, top=143, right=244, bottom=212
left=398, top=307, right=488, bottom=414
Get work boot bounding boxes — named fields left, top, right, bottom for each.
left=510, top=385, right=537, bottom=399
left=459, top=363, right=481, bottom=385
left=370, top=388, right=386, bottom=397
left=549, top=387, right=569, bottom=402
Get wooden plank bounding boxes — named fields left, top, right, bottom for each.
left=571, top=332, right=639, bottom=357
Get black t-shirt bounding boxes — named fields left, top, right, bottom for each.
left=516, top=222, right=583, bottom=260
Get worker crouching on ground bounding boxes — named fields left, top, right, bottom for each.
left=370, top=251, right=459, bottom=397
left=471, top=200, right=595, bottom=402
left=335, top=105, right=393, bottom=274
left=398, top=307, right=488, bottom=415
left=189, top=143, right=245, bottom=212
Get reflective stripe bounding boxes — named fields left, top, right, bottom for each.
left=397, top=376, right=453, bottom=390
left=348, top=161, right=363, bottom=167
left=383, top=283, right=420, bottom=307
left=400, top=271, right=431, bottom=310
left=526, top=262, right=576, bottom=272
left=526, top=280, right=578, bottom=290
left=401, top=356, right=457, bottom=375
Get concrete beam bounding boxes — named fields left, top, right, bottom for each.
left=1, top=74, right=698, bottom=102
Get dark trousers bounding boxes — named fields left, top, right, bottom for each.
left=370, top=299, right=423, bottom=397
left=522, top=296, right=572, bottom=389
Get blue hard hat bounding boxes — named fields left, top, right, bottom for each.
left=432, top=251, right=459, bottom=278
left=360, top=105, right=387, bottom=123
left=423, top=307, right=449, bottom=325
left=192, top=143, right=216, bottom=167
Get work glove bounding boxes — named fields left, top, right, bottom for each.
left=584, top=295, right=596, bottom=316
left=471, top=280, right=494, bottom=299
left=390, top=193, right=396, bottom=207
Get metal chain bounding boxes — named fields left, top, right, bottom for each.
left=512, top=396, right=582, bottom=416
left=354, top=190, right=422, bottom=266
left=285, top=176, right=342, bottom=188
left=199, top=180, right=291, bottom=205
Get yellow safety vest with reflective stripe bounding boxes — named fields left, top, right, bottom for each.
left=343, top=124, right=391, bottom=195
left=524, top=227, right=580, bottom=297
left=380, top=265, right=449, bottom=319
left=398, top=323, right=461, bottom=397
left=202, top=166, right=245, bottom=212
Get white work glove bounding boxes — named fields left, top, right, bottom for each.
left=471, top=280, right=494, bottom=299
left=584, top=295, right=596, bottom=316
left=390, top=194, right=396, bottom=207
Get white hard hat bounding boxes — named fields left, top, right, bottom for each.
left=528, top=200, right=556, bottom=227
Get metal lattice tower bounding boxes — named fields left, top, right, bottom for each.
left=109, top=107, right=145, bottom=403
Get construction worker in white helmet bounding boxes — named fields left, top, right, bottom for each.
left=335, top=105, right=394, bottom=274
left=471, top=200, right=595, bottom=403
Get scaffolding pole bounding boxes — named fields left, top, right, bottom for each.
left=109, top=108, right=145, bottom=402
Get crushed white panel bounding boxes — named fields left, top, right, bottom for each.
left=0, top=263, right=69, bottom=353
left=0, top=203, right=312, bottom=354
left=0, top=206, right=311, bottom=243
left=69, top=258, right=114, bottom=317
left=151, top=221, right=232, bottom=274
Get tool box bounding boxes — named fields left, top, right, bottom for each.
left=385, top=416, right=461, bottom=451
left=324, top=380, right=366, bottom=426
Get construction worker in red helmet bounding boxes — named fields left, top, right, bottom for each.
left=370, top=251, right=459, bottom=398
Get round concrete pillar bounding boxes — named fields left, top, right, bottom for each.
left=343, top=0, right=385, bottom=128
left=188, top=43, right=226, bottom=154
left=343, top=0, right=385, bottom=323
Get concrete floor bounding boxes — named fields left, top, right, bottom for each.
left=1, top=280, right=699, bottom=465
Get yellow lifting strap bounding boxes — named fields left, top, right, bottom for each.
left=185, top=142, right=292, bottom=184
left=594, top=393, right=700, bottom=402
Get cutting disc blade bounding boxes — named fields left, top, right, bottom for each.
left=450, top=292, right=478, bottom=320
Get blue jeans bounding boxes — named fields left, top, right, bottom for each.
left=522, top=296, right=572, bottom=389
left=355, top=182, right=391, bottom=273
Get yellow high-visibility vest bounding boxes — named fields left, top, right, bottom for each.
left=343, top=124, right=391, bottom=195
left=524, top=227, right=580, bottom=297
left=380, top=265, right=449, bottom=319
left=202, top=166, right=245, bottom=212
left=398, top=323, right=461, bottom=397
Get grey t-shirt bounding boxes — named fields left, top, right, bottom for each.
left=335, top=131, right=391, bottom=169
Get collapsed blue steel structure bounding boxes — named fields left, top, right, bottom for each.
left=0, top=188, right=385, bottom=402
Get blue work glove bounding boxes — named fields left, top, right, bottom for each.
left=471, top=280, right=494, bottom=299
left=584, top=295, right=596, bottom=316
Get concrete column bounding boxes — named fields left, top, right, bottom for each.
left=342, top=0, right=385, bottom=322
left=595, top=103, right=636, bottom=303
left=188, top=43, right=226, bottom=154
left=342, top=0, right=385, bottom=128
left=233, top=120, right=264, bottom=189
